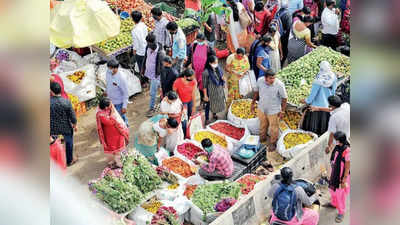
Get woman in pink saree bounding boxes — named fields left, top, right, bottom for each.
left=326, top=131, right=350, bottom=223
left=96, top=98, right=129, bottom=168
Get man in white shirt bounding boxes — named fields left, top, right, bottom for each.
left=325, top=95, right=350, bottom=154
left=321, top=0, right=340, bottom=50
left=131, top=10, right=148, bottom=77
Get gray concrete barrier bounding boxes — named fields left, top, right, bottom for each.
left=209, top=132, right=330, bottom=225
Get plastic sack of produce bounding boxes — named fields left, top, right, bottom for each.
left=227, top=99, right=260, bottom=135
left=207, top=120, right=250, bottom=153
left=157, top=183, right=185, bottom=202
left=161, top=197, right=192, bottom=224
left=191, top=129, right=234, bottom=155
left=97, top=64, right=142, bottom=96
left=174, top=139, right=206, bottom=163
left=238, top=74, right=252, bottom=97
left=58, top=64, right=97, bottom=102
left=277, top=130, right=318, bottom=159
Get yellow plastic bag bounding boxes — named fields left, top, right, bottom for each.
left=50, top=0, right=121, bottom=48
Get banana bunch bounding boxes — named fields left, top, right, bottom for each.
left=231, top=100, right=258, bottom=119
left=284, top=133, right=313, bottom=149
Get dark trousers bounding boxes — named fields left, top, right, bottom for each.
left=199, top=91, right=211, bottom=121
left=182, top=101, right=193, bottom=137
left=199, top=168, right=228, bottom=181
left=322, top=33, right=338, bottom=50
left=134, top=54, right=145, bottom=74
left=280, top=35, right=289, bottom=66
left=64, top=134, right=74, bottom=165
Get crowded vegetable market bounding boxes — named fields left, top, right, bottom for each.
left=49, top=0, right=351, bottom=224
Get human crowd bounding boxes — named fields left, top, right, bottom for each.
left=50, top=0, right=350, bottom=223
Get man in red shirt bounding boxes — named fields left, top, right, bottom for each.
left=196, top=138, right=234, bottom=181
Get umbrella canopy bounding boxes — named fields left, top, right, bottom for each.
left=50, top=0, right=121, bottom=48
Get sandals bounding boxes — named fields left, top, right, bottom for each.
left=335, top=214, right=344, bottom=223
left=67, top=158, right=79, bottom=167
left=261, top=162, right=274, bottom=172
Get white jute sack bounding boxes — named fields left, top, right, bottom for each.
left=227, top=99, right=260, bottom=135
left=190, top=129, right=234, bottom=155
left=277, top=130, right=318, bottom=159
left=207, top=120, right=250, bottom=153
left=58, top=64, right=96, bottom=102
left=97, top=64, right=142, bottom=96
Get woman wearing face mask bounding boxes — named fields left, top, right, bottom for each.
left=160, top=91, right=185, bottom=153
left=96, top=97, right=129, bottom=168
left=202, top=55, right=226, bottom=123
left=225, top=48, right=250, bottom=107
left=326, top=131, right=350, bottom=223
left=173, top=69, right=197, bottom=136
left=287, top=15, right=317, bottom=64
left=135, top=115, right=180, bottom=164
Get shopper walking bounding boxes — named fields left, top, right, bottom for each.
left=142, top=33, right=166, bottom=117
left=160, top=56, right=178, bottom=98
left=131, top=10, right=149, bottom=77
left=202, top=55, right=226, bottom=123
left=225, top=48, right=250, bottom=107
left=96, top=98, right=129, bottom=168
left=166, top=21, right=187, bottom=74
left=267, top=24, right=283, bottom=73
left=151, top=7, right=170, bottom=48
left=287, top=15, right=317, bottom=64
left=50, top=82, right=77, bottom=167
left=105, top=60, right=129, bottom=125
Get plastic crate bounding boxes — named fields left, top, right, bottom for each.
left=228, top=161, right=247, bottom=182
left=232, top=145, right=267, bottom=176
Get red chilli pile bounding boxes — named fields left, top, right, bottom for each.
left=210, top=122, right=245, bottom=140
left=177, top=142, right=205, bottom=160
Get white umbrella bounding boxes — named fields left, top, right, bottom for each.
left=50, top=0, right=121, bottom=48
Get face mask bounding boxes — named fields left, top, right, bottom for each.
left=211, top=63, right=218, bottom=69
left=205, top=146, right=213, bottom=153
left=197, top=41, right=205, bottom=46
left=236, top=55, right=243, bottom=60
left=149, top=44, right=157, bottom=50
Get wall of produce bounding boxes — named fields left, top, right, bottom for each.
left=277, top=46, right=350, bottom=106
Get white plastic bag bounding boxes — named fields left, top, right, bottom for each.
left=247, top=70, right=257, bottom=89
left=155, top=147, right=170, bottom=166
left=58, top=64, right=97, bottom=102
left=207, top=120, right=250, bottom=153
left=239, top=75, right=252, bottom=97
left=227, top=99, right=260, bottom=135
left=277, top=130, right=318, bottom=159
left=83, top=52, right=101, bottom=64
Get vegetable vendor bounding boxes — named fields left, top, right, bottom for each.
left=135, top=115, right=180, bottom=165
left=194, top=138, right=233, bottom=181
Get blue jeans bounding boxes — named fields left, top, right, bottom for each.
left=149, top=79, right=161, bottom=110
left=64, top=134, right=74, bottom=165
left=114, top=103, right=128, bottom=126
left=182, top=101, right=193, bottom=137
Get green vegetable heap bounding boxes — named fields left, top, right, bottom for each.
left=93, top=175, right=144, bottom=214
left=277, top=46, right=350, bottom=105
left=191, top=182, right=241, bottom=214
left=91, top=150, right=162, bottom=214
left=122, top=151, right=162, bottom=194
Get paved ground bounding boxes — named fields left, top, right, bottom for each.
left=67, top=87, right=349, bottom=225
